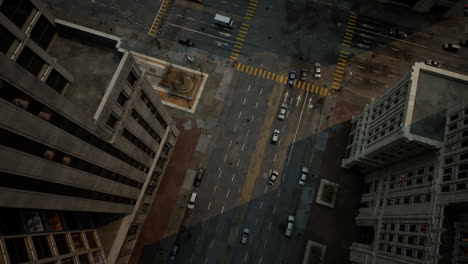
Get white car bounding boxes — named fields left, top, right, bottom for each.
left=425, top=60, right=441, bottom=68
left=314, top=63, right=321, bottom=79
left=268, top=170, right=278, bottom=185
left=277, top=103, right=288, bottom=120
left=240, top=228, right=249, bottom=244
left=299, top=167, right=309, bottom=186
left=271, top=129, right=280, bottom=144
left=285, top=215, right=295, bottom=237
left=187, top=192, right=197, bottom=209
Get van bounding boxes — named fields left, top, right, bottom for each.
left=187, top=192, right=197, bottom=209
left=214, top=14, right=233, bottom=28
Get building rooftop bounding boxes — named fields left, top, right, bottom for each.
left=47, top=20, right=124, bottom=116
left=407, top=63, right=468, bottom=142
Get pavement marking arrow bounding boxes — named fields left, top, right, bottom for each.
left=296, top=94, right=302, bottom=107
left=284, top=91, right=289, bottom=103
left=308, top=97, right=313, bottom=111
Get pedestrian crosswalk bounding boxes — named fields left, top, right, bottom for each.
left=342, top=11, right=358, bottom=47
left=235, top=63, right=331, bottom=96
left=229, top=0, right=258, bottom=61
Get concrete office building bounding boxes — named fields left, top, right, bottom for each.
left=343, top=63, right=468, bottom=263
left=0, top=0, right=178, bottom=263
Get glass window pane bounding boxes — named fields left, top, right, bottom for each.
left=32, top=235, right=52, bottom=259
left=24, top=211, right=44, bottom=232
left=5, top=237, right=30, bottom=263
left=53, top=234, right=70, bottom=255
left=45, top=212, right=63, bottom=231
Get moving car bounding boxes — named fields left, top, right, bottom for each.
left=187, top=192, right=197, bottom=209
left=425, top=60, right=441, bottom=68
left=288, top=69, right=296, bottom=86
left=178, top=38, right=194, bottom=47
left=277, top=103, right=288, bottom=120
left=268, top=170, right=278, bottom=185
left=299, top=167, right=309, bottom=186
left=300, top=70, right=307, bottom=81
left=193, top=168, right=205, bottom=187
left=389, top=28, right=408, bottom=39
left=271, top=129, right=280, bottom=144
left=285, top=216, right=295, bottom=237
left=214, top=14, right=233, bottom=28
left=240, top=228, right=249, bottom=244
left=314, top=63, right=321, bottom=79
left=442, top=43, right=460, bottom=53
left=168, top=244, right=179, bottom=261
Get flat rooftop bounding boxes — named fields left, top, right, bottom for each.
left=408, top=63, right=468, bottom=141
left=48, top=25, right=123, bottom=115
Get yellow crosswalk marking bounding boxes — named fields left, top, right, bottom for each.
left=254, top=68, right=258, bottom=76
left=343, top=39, right=352, bottom=44
left=347, top=22, right=356, bottom=26
left=233, top=48, right=241, bottom=53
left=336, top=70, right=345, bottom=74
left=338, top=58, right=347, bottom=63
left=240, top=64, right=245, bottom=72
left=331, top=85, right=340, bottom=89
left=303, top=82, right=307, bottom=89
left=258, top=69, right=263, bottom=76
left=345, top=32, right=353, bottom=37
left=343, top=44, right=350, bottom=47
left=245, top=16, right=252, bottom=20
left=271, top=73, right=276, bottom=80
left=249, top=2, right=257, bottom=7
left=339, top=54, right=347, bottom=59
left=238, top=34, right=246, bottom=38
left=333, top=77, right=342, bottom=82
left=350, top=14, right=358, bottom=19
left=314, top=85, right=319, bottom=93
left=267, top=72, right=271, bottom=79
left=307, top=83, right=311, bottom=91
left=262, top=70, right=267, bottom=78
left=236, top=37, right=245, bottom=41
left=230, top=56, right=238, bottom=61
left=245, top=65, right=251, bottom=72
left=237, top=63, right=242, bottom=71
left=336, top=66, right=345, bottom=70
left=344, top=36, right=352, bottom=40
left=239, top=30, right=248, bottom=34
left=338, top=62, right=346, bottom=66
left=242, top=23, right=250, bottom=27
left=332, top=81, right=341, bottom=86
left=347, top=25, right=356, bottom=30
left=231, top=52, right=240, bottom=57
left=246, top=13, right=254, bottom=17
left=334, top=73, right=344, bottom=78
left=293, top=80, right=298, bottom=87
left=234, top=45, right=243, bottom=50
left=249, top=67, right=254, bottom=75
left=247, top=9, right=255, bottom=13
left=240, top=27, right=249, bottom=31
left=348, top=18, right=357, bottom=23
left=345, top=29, right=354, bottom=33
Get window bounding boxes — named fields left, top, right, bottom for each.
left=43, top=149, right=55, bottom=160
left=450, top=114, right=459, bottom=121
left=409, top=224, right=416, bottom=232
left=396, top=247, right=402, bottom=255
left=417, top=169, right=424, bottom=175
left=106, top=114, right=118, bottom=129
left=404, top=197, right=410, bottom=204
left=5, top=237, right=30, bottom=263
left=416, top=251, right=423, bottom=259
left=128, top=224, right=138, bottom=235
left=419, top=237, right=426, bottom=245
left=398, top=236, right=404, bottom=243
left=399, top=224, right=406, bottom=231
left=448, top=135, right=456, bottom=144
left=46, top=212, right=63, bottom=231
left=0, top=0, right=35, bottom=28
left=54, top=234, right=70, bottom=254
left=394, top=198, right=400, bottom=205
left=71, top=233, right=85, bottom=251
left=407, top=180, right=412, bottom=186
left=79, top=254, right=90, bottom=264
left=30, top=16, right=56, bottom=50
left=441, top=185, right=450, bottom=192
left=388, top=234, right=393, bottom=241
left=416, top=178, right=423, bottom=184
left=86, top=232, right=98, bottom=249
left=390, top=224, right=395, bottom=230
left=449, top=124, right=457, bottom=131
left=121, top=128, right=155, bottom=158
left=405, top=249, right=413, bottom=257
left=0, top=24, right=17, bottom=54
left=16, top=46, right=46, bottom=76
left=445, top=157, right=454, bottom=164
left=45, top=69, right=67, bottom=94
left=457, top=183, right=467, bottom=190
left=116, top=91, right=129, bottom=107
left=127, top=71, right=138, bottom=86
left=24, top=211, right=44, bottom=232
left=386, top=245, right=392, bottom=253
left=408, top=236, right=415, bottom=244
left=420, top=224, right=427, bottom=233
left=459, top=171, right=468, bottom=179
left=32, top=235, right=52, bottom=259
left=460, top=153, right=468, bottom=161
left=413, top=195, right=420, bottom=203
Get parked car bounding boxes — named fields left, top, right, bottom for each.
left=442, top=43, right=460, bottom=53
left=425, top=60, right=441, bottom=68
left=464, top=4, right=468, bottom=17
left=178, top=38, right=194, bottom=47
left=271, top=129, right=280, bottom=144
left=240, top=228, right=249, bottom=244
left=300, top=70, right=307, bottom=81
left=460, top=40, right=468, bottom=47
left=168, top=244, right=179, bottom=261
left=314, top=63, right=321, bottom=79
left=187, top=192, right=197, bottom=209
left=389, top=28, right=407, bottom=39
left=288, top=69, right=297, bottom=86
left=299, top=167, right=309, bottom=186
left=268, top=170, right=278, bottom=185
left=193, top=168, right=205, bottom=187
left=277, top=103, right=288, bottom=120
left=285, top=216, right=295, bottom=237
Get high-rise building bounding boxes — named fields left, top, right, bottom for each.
left=343, top=63, right=468, bottom=263
left=0, top=0, right=178, bottom=263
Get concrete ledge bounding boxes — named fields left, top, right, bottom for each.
left=302, top=240, right=327, bottom=264
left=315, top=179, right=339, bottom=208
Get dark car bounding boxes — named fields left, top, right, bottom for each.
left=179, top=38, right=194, bottom=47
left=193, top=168, right=205, bottom=187
left=288, top=69, right=296, bottom=86
left=442, top=43, right=460, bottom=53
left=460, top=40, right=468, bottom=47
left=168, top=244, right=179, bottom=261
left=389, top=28, right=407, bottom=39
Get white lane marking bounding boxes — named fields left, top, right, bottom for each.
left=259, top=88, right=263, bottom=95
left=372, top=69, right=380, bottom=73
left=255, top=101, right=259, bottom=109
left=357, top=65, right=365, bottom=69
left=232, top=173, right=236, bottom=182
left=234, top=124, right=237, bottom=133
left=221, top=0, right=227, bottom=3
left=210, top=240, right=214, bottom=248
left=176, top=14, right=183, bottom=17
left=278, top=139, right=281, bottom=147
left=241, top=143, right=245, bottom=151
left=187, top=17, right=195, bottom=21
left=232, top=3, right=239, bottom=6
left=264, top=185, right=268, bottom=193
left=204, top=257, right=208, bottom=264
left=243, top=97, right=246, bottom=105
left=218, top=169, right=222, bottom=178
left=226, top=189, right=230, bottom=198
left=224, top=154, right=228, bottom=163
left=255, top=217, right=258, bottom=226
left=237, top=158, right=240, bottom=167
left=282, top=123, right=286, bottom=132
left=251, top=114, right=254, bottom=122
left=259, top=257, right=263, bottom=264
left=259, top=201, right=263, bottom=209
left=202, top=218, right=206, bottom=226
left=229, top=139, right=232, bottom=148
left=216, top=223, right=219, bottom=231
left=407, top=52, right=415, bottom=55
left=264, top=239, right=267, bottom=248
left=290, top=96, right=293, bottom=104
left=392, top=48, right=400, bottom=52
left=370, top=80, right=378, bottom=84
left=268, top=222, right=272, bottom=230
left=247, top=85, right=251, bottom=92
left=238, top=111, right=242, bottom=119
left=277, top=189, right=281, bottom=198
left=273, top=206, right=276, bottom=215
left=354, top=76, right=363, bottom=80
left=221, top=205, right=225, bottom=214
left=273, top=153, right=277, bottom=162
left=287, top=90, right=309, bottom=165
left=244, top=252, right=248, bottom=262
left=247, top=129, right=250, bottom=136
left=213, top=185, right=218, bottom=194
left=208, top=201, right=211, bottom=210
left=168, top=23, right=236, bottom=43
left=356, top=27, right=429, bottom=48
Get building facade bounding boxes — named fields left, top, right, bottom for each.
left=0, top=0, right=178, bottom=263
left=343, top=63, right=468, bottom=263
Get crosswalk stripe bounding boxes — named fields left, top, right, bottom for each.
left=333, top=77, right=342, bottom=82
left=339, top=54, right=347, bottom=59
left=246, top=13, right=254, bottom=17
left=249, top=67, right=254, bottom=75
left=347, top=25, right=356, bottom=30
left=236, top=63, right=241, bottom=70
left=233, top=48, right=241, bottom=53
left=262, top=70, right=267, bottom=78
left=236, top=37, right=245, bottom=41
left=349, top=14, right=358, bottom=19
left=245, top=65, right=251, bottom=72
left=336, top=66, right=345, bottom=70
left=338, top=58, right=347, bottom=63
left=266, top=72, right=270, bottom=79
left=231, top=52, right=240, bottom=57
left=331, top=85, right=340, bottom=89
left=345, top=32, right=353, bottom=37
left=239, top=30, right=248, bottom=34
left=348, top=18, right=357, bottom=23
left=336, top=70, right=345, bottom=74
left=302, top=82, right=307, bottom=89
left=242, top=23, right=250, bottom=27
left=240, top=27, right=249, bottom=31
left=241, top=64, right=245, bottom=72
left=314, top=85, right=319, bottom=93
left=247, top=9, right=255, bottom=13
left=338, top=62, right=346, bottom=66
left=347, top=22, right=356, bottom=26
left=230, top=56, right=238, bottom=61
left=238, top=34, right=246, bottom=38
left=343, top=43, right=351, bottom=47
left=332, top=81, right=341, bottom=86
left=345, top=29, right=354, bottom=33
left=307, top=83, right=311, bottom=91
left=254, top=68, right=258, bottom=76
left=334, top=73, right=344, bottom=78
left=343, top=39, right=352, bottom=44
left=344, top=35, right=353, bottom=40
left=271, top=73, right=276, bottom=80
left=258, top=69, right=263, bottom=76
left=244, top=16, right=252, bottom=20
left=249, top=2, right=257, bottom=6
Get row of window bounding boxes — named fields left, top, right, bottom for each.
left=445, top=152, right=468, bottom=165
left=447, top=128, right=468, bottom=144
left=131, top=109, right=162, bottom=143
left=367, top=113, right=404, bottom=145
left=0, top=78, right=149, bottom=172
left=382, top=223, right=428, bottom=233
left=0, top=127, right=142, bottom=189
left=121, top=128, right=156, bottom=158
left=390, top=166, right=434, bottom=182
left=363, top=194, right=431, bottom=208
left=441, top=182, right=467, bottom=192
left=388, top=175, right=433, bottom=189
left=380, top=233, right=427, bottom=246
left=139, top=90, right=168, bottom=129
left=449, top=109, right=468, bottom=123
left=378, top=243, right=424, bottom=259
left=442, top=165, right=468, bottom=181
left=370, top=87, right=407, bottom=121
left=0, top=0, right=36, bottom=30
